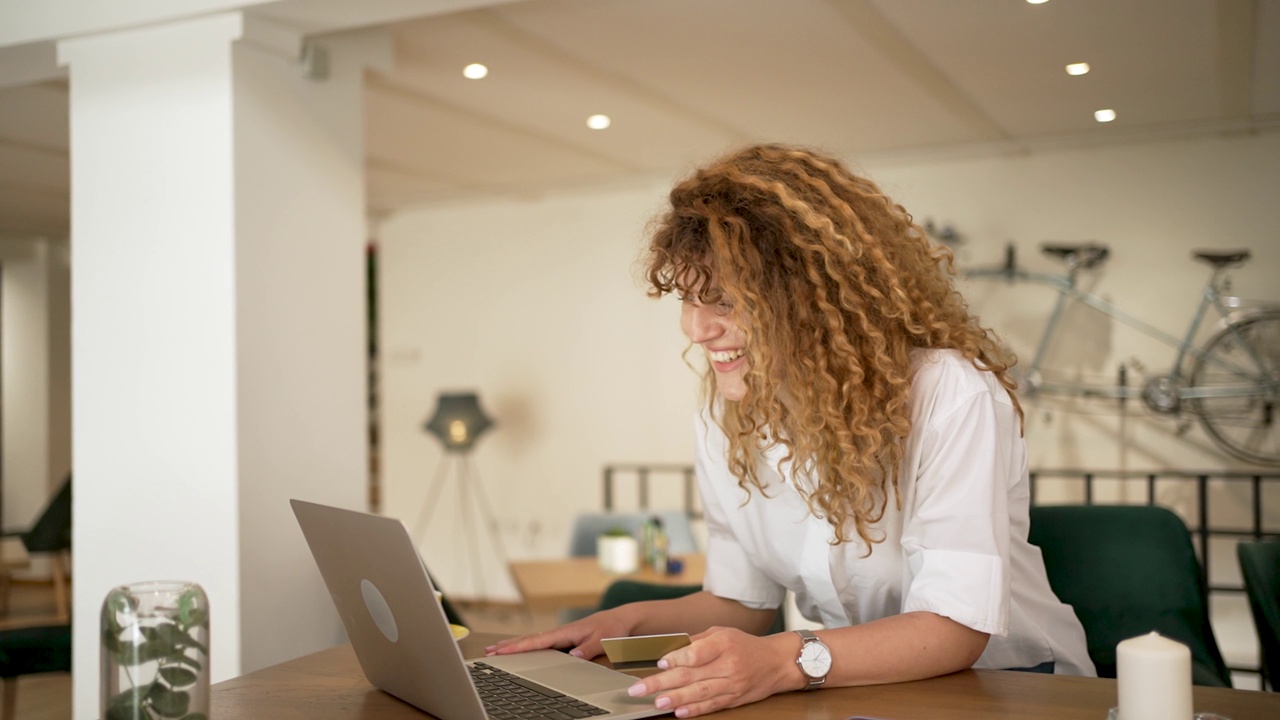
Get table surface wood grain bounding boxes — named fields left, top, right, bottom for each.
left=212, top=631, right=1280, bottom=719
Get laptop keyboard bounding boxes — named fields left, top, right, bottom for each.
left=469, top=661, right=611, bottom=719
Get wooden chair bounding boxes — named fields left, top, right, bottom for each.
left=0, top=478, right=71, bottom=629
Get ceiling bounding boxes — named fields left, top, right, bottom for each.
left=2, top=0, right=1278, bottom=239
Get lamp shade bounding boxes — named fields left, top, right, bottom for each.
left=423, top=392, right=494, bottom=452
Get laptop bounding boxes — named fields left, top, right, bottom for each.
left=290, top=499, right=671, bottom=720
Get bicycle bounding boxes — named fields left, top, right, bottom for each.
left=962, top=243, right=1280, bottom=466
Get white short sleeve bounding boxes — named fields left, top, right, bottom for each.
left=898, top=360, right=1019, bottom=636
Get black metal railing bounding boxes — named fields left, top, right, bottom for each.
left=601, top=463, right=700, bottom=518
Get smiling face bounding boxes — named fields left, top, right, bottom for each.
left=680, top=292, right=749, bottom=402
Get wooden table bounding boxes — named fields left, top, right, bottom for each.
left=212, top=632, right=1280, bottom=719
left=509, top=553, right=706, bottom=612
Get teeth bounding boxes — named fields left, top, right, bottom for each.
left=708, top=348, right=745, bottom=363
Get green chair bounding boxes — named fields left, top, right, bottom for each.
left=1028, top=504, right=1231, bottom=687
left=1236, top=540, right=1280, bottom=690
left=598, top=580, right=786, bottom=635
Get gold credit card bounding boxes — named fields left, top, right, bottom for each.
left=600, top=633, right=692, bottom=667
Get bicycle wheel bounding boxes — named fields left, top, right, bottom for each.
left=1188, top=310, right=1280, bottom=465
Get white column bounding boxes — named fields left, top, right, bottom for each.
left=60, top=13, right=381, bottom=718
left=232, top=21, right=390, bottom=674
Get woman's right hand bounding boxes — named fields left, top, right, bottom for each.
left=483, top=607, right=636, bottom=660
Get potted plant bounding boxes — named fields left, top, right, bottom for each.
left=101, top=581, right=210, bottom=720
left=597, top=526, right=639, bottom=573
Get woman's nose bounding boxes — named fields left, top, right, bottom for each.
left=683, top=303, right=724, bottom=343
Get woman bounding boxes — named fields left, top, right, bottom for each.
left=487, top=143, right=1093, bottom=717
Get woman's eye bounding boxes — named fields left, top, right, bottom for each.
left=714, top=300, right=734, bottom=314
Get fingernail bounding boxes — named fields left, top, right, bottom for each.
left=569, top=649, right=584, bottom=658
left=675, top=708, right=688, bottom=718
left=655, top=697, right=672, bottom=710
left=657, top=659, right=669, bottom=670
left=627, top=683, right=646, bottom=697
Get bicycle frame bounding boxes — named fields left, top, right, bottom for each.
left=965, top=262, right=1273, bottom=402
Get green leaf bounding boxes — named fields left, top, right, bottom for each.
left=146, top=684, right=190, bottom=718
left=176, top=588, right=208, bottom=630
left=173, top=654, right=203, bottom=672
left=182, top=607, right=209, bottom=629
left=107, top=684, right=150, bottom=720
left=107, top=591, right=136, bottom=615
left=151, top=623, right=204, bottom=651
left=138, top=639, right=170, bottom=664
left=104, top=701, right=138, bottom=720
left=111, top=640, right=146, bottom=667
left=159, top=666, right=199, bottom=688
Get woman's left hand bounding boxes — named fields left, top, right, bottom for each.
left=624, top=627, right=800, bottom=718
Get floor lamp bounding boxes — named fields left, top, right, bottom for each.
left=414, top=392, right=508, bottom=599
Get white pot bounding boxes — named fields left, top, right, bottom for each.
left=597, top=534, right=639, bottom=574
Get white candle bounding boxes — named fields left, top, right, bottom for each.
left=1116, top=631, right=1193, bottom=720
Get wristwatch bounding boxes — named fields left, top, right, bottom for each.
left=793, top=629, right=832, bottom=690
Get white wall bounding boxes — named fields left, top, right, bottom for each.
left=378, top=180, right=700, bottom=600
left=377, top=129, right=1280, bottom=682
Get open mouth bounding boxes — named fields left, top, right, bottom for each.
left=707, top=347, right=746, bottom=368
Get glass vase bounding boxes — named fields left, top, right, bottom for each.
left=100, top=581, right=210, bottom=720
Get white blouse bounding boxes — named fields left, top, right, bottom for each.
left=696, top=349, right=1095, bottom=675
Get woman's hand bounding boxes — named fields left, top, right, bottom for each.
left=624, top=627, right=799, bottom=718
left=484, top=608, right=636, bottom=660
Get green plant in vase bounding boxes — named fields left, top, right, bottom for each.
left=101, top=581, right=210, bottom=720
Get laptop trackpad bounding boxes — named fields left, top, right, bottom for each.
left=514, top=659, right=635, bottom=696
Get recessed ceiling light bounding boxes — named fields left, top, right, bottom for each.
left=1094, top=108, right=1117, bottom=123
left=586, top=114, right=611, bottom=130
left=462, top=63, right=488, bottom=80
left=1027, top=0, right=1050, bottom=4
left=1066, top=62, right=1090, bottom=76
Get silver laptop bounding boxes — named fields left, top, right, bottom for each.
left=291, top=499, right=670, bottom=720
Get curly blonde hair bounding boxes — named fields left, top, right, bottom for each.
left=645, top=143, right=1022, bottom=547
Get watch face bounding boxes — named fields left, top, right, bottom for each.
left=799, top=641, right=832, bottom=678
